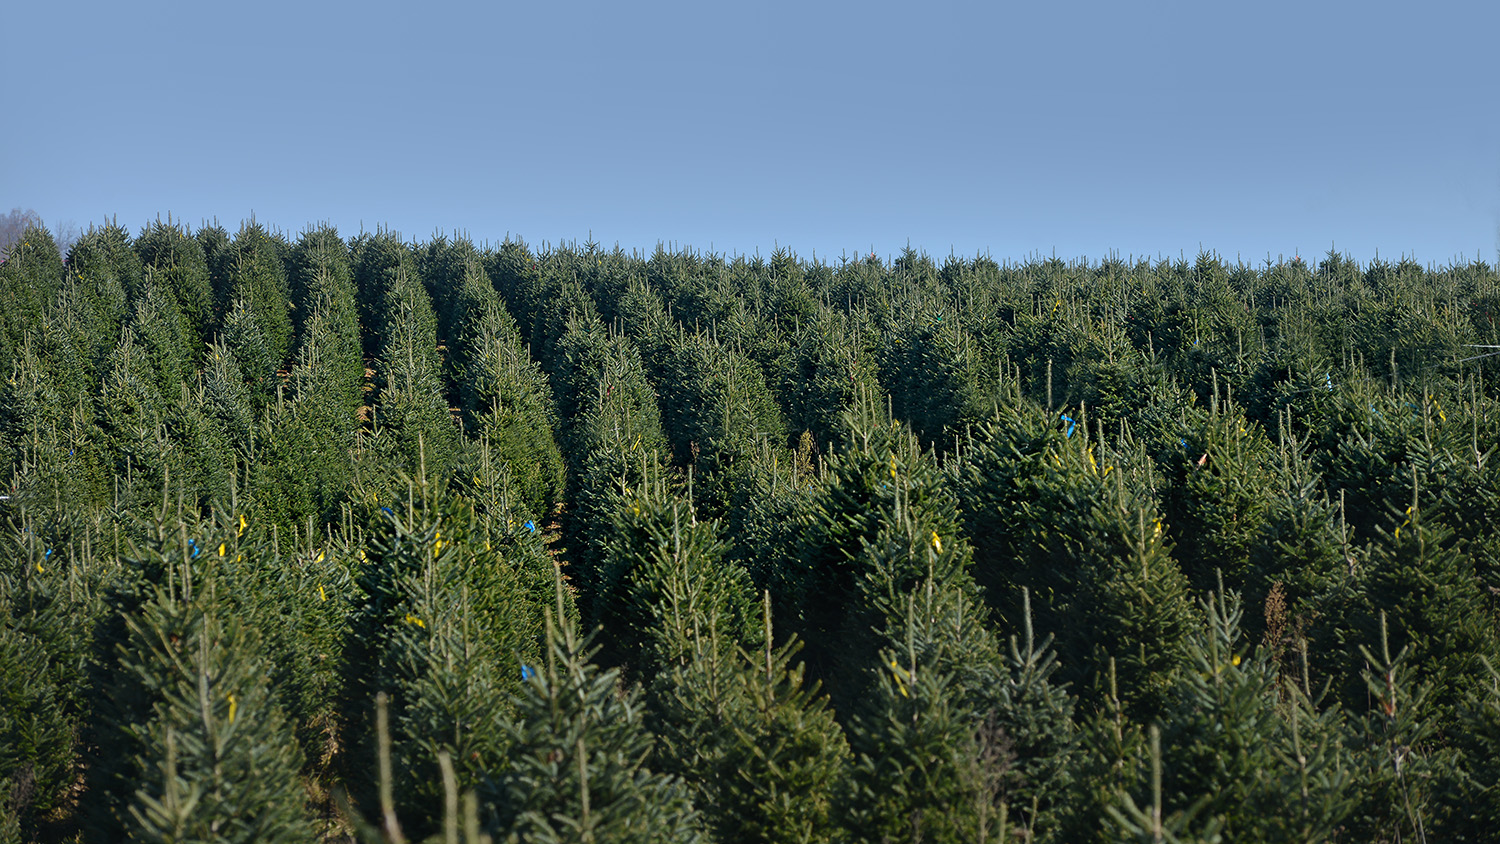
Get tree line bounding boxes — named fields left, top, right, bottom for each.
left=2, top=219, right=1499, bottom=842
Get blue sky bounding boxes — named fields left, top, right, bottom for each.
left=4, top=0, right=1496, bottom=266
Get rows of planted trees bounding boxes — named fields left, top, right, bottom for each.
left=1, top=218, right=1499, bottom=842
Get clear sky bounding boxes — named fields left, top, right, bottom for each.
left=4, top=0, right=1497, bottom=267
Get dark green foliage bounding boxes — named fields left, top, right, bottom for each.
left=0, top=528, right=87, bottom=837
left=416, top=234, right=480, bottom=357
left=484, top=603, right=704, bottom=844
left=960, top=397, right=1196, bottom=717
left=87, top=521, right=313, bottom=843
left=287, top=224, right=354, bottom=345
left=67, top=223, right=141, bottom=342
left=219, top=293, right=279, bottom=414
left=339, top=486, right=555, bottom=834
left=6, top=228, right=1500, bottom=841
left=253, top=260, right=364, bottom=533
left=1152, top=398, right=1283, bottom=592
left=839, top=632, right=1000, bottom=844
left=124, top=282, right=197, bottom=404
left=449, top=258, right=566, bottom=521
left=1155, top=590, right=1358, bottom=841
left=592, top=482, right=756, bottom=678
left=753, top=391, right=973, bottom=710
left=879, top=305, right=987, bottom=449
left=135, top=220, right=215, bottom=344
left=1449, top=658, right=1500, bottom=836
left=352, top=231, right=411, bottom=360
left=780, top=310, right=882, bottom=451
left=1344, top=612, right=1457, bottom=842
left=367, top=254, right=460, bottom=486
left=647, top=597, right=849, bottom=844
left=195, top=223, right=235, bottom=317
left=0, top=225, right=64, bottom=381
left=643, top=328, right=787, bottom=516
left=560, top=329, right=672, bottom=597
left=227, top=222, right=294, bottom=372
left=1354, top=504, right=1500, bottom=726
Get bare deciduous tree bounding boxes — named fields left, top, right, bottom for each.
left=0, top=207, right=81, bottom=261
left=0, top=207, right=45, bottom=257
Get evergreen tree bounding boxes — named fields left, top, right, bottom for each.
left=66, top=222, right=139, bottom=354
left=0, top=527, right=88, bottom=839
left=135, top=219, right=215, bottom=344
left=253, top=265, right=364, bottom=533
left=226, top=222, right=294, bottom=373
left=592, top=482, right=756, bottom=679
left=1344, top=612, right=1457, bottom=842
left=449, top=257, right=566, bottom=522
left=367, top=254, right=460, bottom=487
left=195, top=222, right=235, bottom=319
left=485, top=595, right=704, bottom=844
left=961, top=399, right=1196, bottom=717
left=287, top=224, right=354, bottom=345
left=879, top=303, right=986, bottom=450
left=0, top=224, right=64, bottom=380
left=648, top=594, right=848, bottom=844
left=561, top=331, right=672, bottom=599
left=1354, top=503, right=1500, bottom=728
left=1155, top=590, right=1358, bottom=841
left=87, top=521, right=314, bottom=842
left=352, top=231, right=413, bottom=360
left=1152, top=397, right=1282, bottom=593
left=838, top=631, right=994, bottom=844
left=339, top=486, right=555, bottom=835
left=780, top=309, right=882, bottom=452
left=219, top=292, right=279, bottom=415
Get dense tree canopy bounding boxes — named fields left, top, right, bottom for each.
left=2, top=225, right=1498, bottom=843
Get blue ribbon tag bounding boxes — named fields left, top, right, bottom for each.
left=1060, top=414, right=1077, bottom=438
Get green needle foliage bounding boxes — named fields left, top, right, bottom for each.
left=485, top=594, right=704, bottom=844
left=87, top=521, right=313, bottom=843
left=648, top=594, right=848, bottom=844
left=3, top=227, right=1500, bottom=841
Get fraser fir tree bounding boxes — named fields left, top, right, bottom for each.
left=448, top=257, right=566, bottom=522
left=1153, top=398, right=1282, bottom=593
left=255, top=287, right=364, bottom=533
left=561, top=331, right=672, bottom=599
left=1345, top=612, right=1456, bottom=842
left=65, top=223, right=138, bottom=360
left=961, top=398, right=1196, bottom=717
left=1154, top=589, right=1357, bottom=841
left=227, top=222, right=294, bottom=372
left=195, top=222, right=235, bottom=318
left=287, top=224, right=354, bottom=345
left=485, top=591, right=704, bottom=844
left=0, top=224, right=64, bottom=379
left=592, top=481, right=756, bottom=679
left=367, top=255, right=460, bottom=487
left=0, top=527, right=90, bottom=839
left=780, top=309, right=882, bottom=452
left=1355, top=502, right=1500, bottom=728
left=350, top=230, right=410, bottom=359
left=86, top=521, right=314, bottom=843
left=647, top=593, right=848, bottom=844
left=839, top=631, right=992, bottom=844
left=134, top=219, right=215, bottom=344
left=219, top=293, right=279, bottom=415
left=339, top=485, right=555, bottom=835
